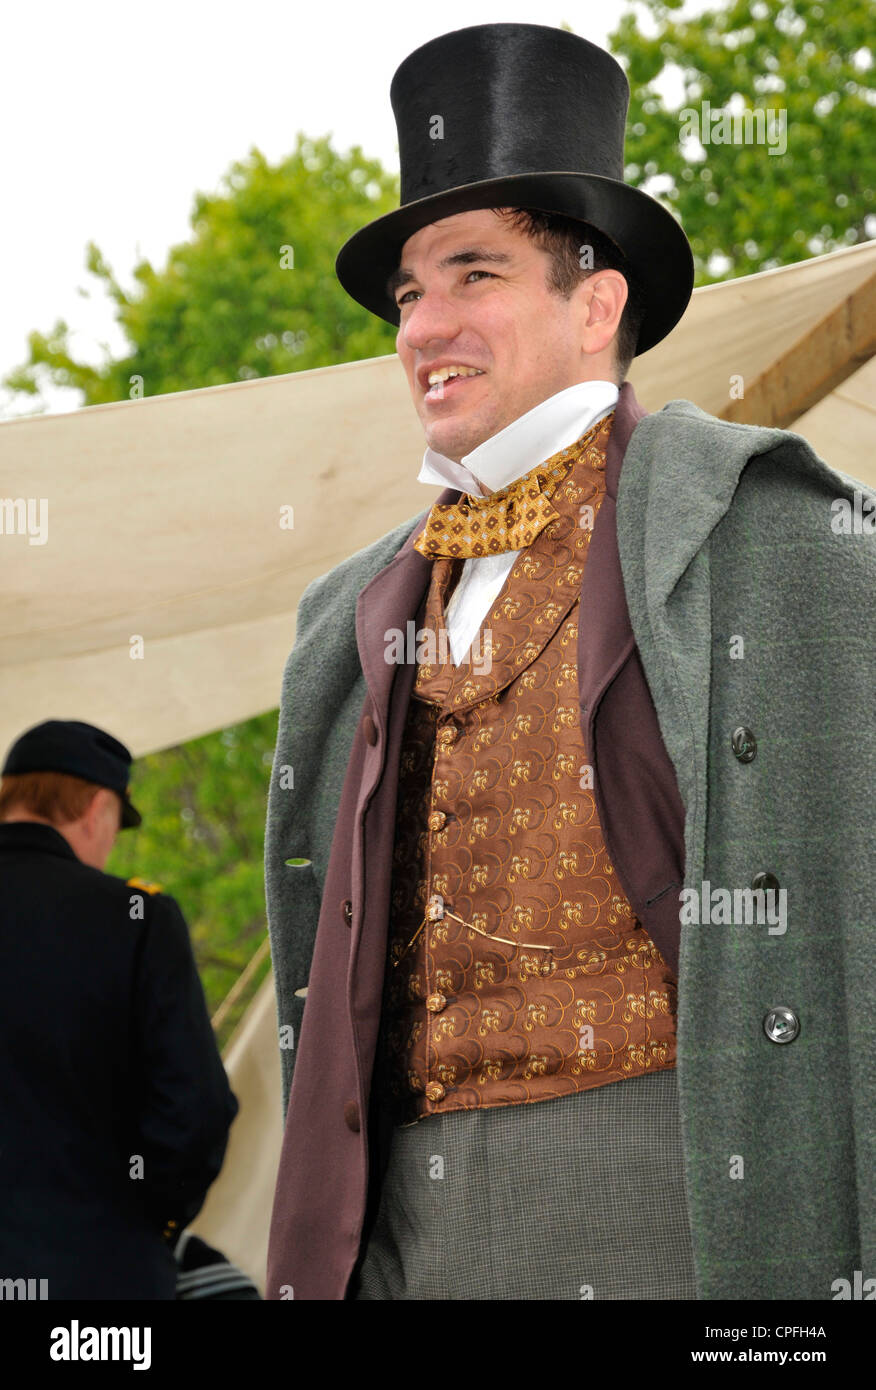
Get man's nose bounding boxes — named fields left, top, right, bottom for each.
left=398, top=290, right=462, bottom=352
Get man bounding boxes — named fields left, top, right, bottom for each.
left=265, top=24, right=874, bottom=1300
left=0, top=719, right=238, bottom=1299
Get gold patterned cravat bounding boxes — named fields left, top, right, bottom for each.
left=413, top=413, right=613, bottom=559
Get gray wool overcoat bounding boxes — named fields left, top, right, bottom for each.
left=264, top=383, right=875, bottom=1301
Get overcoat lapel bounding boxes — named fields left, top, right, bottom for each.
left=578, top=385, right=687, bottom=973
left=576, top=390, right=643, bottom=724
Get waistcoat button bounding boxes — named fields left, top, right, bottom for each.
left=343, top=1101, right=361, bottom=1131
left=751, top=871, right=780, bottom=893
left=425, top=992, right=447, bottom=1013
left=427, top=810, right=447, bottom=830
left=425, top=1082, right=446, bottom=1102
left=763, top=1006, right=800, bottom=1044
left=436, top=723, right=458, bottom=750
left=731, top=726, right=757, bottom=762
left=362, top=714, right=378, bottom=746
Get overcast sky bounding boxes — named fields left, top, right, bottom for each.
left=0, top=2, right=678, bottom=418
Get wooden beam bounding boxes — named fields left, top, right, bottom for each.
left=719, top=268, right=876, bottom=428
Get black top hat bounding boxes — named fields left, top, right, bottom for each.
left=2, top=720, right=142, bottom=829
left=335, top=23, right=694, bottom=355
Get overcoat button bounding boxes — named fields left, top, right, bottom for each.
left=362, top=714, right=378, bottom=746
left=341, top=898, right=353, bottom=926
left=425, top=1082, right=446, bottom=1102
left=428, top=810, right=447, bottom=830
left=731, top=726, right=757, bottom=762
left=343, top=1101, right=361, bottom=1131
left=752, top=871, right=780, bottom=893
left=425, top=992, right=447, bottom=1013
left=763, top=1006, right=800, bottom=1044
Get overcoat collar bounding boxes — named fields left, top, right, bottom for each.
left=0, top=821, right=80, bottom=862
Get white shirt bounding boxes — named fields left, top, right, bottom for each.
left=417, top=380, right=619, bottom=663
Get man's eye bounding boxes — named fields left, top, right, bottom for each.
left=396, top=270, right=495, bottom=308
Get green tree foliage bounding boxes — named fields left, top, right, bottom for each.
left=5, top=135, right=399, bottom=402
left=606, top=0, right=874, bottom=282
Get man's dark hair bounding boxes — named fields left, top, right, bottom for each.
left=496, top=207, right=646, bottom=383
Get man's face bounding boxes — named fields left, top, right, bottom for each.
left=393, top=207, right=619, bottom=464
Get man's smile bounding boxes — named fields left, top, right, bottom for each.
left=422, top=365, right=487, bottom=404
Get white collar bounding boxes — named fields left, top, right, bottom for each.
left=417, top=380, right=620, bottom=498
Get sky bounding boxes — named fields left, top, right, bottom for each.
left=0, top=1, right=691, bottom=419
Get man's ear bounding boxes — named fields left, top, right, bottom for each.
left=81, top=787, right=112, bottom=835
left=577, top=269, right=628, bottom=360
left=585, top=269, right=628, bottom=330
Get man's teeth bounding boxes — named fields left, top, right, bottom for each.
left=427, top=366, right=485, bottom=386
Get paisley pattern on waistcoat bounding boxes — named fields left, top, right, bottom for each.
left=375, top=413, right=678, bottom=1124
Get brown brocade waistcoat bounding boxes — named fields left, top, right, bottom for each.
left=375, top=413, right=678, bottom=1125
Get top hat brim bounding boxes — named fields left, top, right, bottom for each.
left=336, top=171, right=693, bottom=356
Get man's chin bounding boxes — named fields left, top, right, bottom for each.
left=422, top=416, right=492, bottom=463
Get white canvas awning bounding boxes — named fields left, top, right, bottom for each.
left=191, top=974, right=282, bottom=1289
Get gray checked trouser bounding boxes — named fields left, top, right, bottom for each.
left=350, top=1069, right=698, bottom=1300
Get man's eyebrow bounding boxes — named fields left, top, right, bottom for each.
left=386, top=247, right=513, bottom=300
